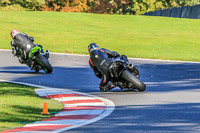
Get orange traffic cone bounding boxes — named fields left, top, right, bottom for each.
left=41, top=102, right=50, bottom=114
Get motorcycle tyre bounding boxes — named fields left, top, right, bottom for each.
left=121, top=69, right=146, bottom=92
left=35, top=54, right=53, bottom=73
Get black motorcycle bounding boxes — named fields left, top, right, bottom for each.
left=109, top=57, right=146, bottom=91
left=12, top=46, right=53, bottom=73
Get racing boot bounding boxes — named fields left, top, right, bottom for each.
left=18, top=55, right=27, bottom=64
left=100, top=82, right=117, bottom=92
left=18, top=57, right=25, bottom=64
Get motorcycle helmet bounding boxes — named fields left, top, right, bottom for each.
left=11, top=29, right=19, bottom=38
left=88, top=43, right=99, bottom=53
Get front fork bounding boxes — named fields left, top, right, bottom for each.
left=127, top=64, right=140, bottom=78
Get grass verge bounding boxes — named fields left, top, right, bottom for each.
left=0, top=82, right=63, bottom=132
left=0, top=11, right=199, bottom=61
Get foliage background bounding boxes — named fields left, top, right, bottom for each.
left=1, top=0, right=200, bottom=14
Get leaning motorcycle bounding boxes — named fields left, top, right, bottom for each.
left=12, top=46, right=53, bottom=73
left=109, top=58, right=146, bottom=91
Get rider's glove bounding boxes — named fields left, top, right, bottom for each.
left=29, top=37, right=34, bottom=42
left=111, top=51, right=120, bottom=57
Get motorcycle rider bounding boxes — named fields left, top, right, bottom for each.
left=10, top=29, right=49, bottom=65
left=88, top=43, right=138, bottom=92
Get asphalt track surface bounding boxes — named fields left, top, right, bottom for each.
left=0, top=50, right=200, bottom=133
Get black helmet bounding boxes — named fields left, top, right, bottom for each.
left=88, top=43, right=99, bottom=53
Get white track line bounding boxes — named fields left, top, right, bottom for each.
left=64, top=102, right=105, bottom=107
left=35, top=89, right=73, bottom=96
left=26, top=120, right=88, bottom=126
left=54, top=96, right=98, bottom=101
left=55, top=110, right=104, bottom=116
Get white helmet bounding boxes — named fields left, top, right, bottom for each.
left=11, top=29, right=19, bottom=38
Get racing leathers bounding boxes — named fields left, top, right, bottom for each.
left=89, top=48, right=129, bottom=92
left=10, top=33, right=46, bottom=63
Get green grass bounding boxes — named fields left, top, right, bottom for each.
left=0, top=11, right=200, bottom=61
left=0, top=82, right=63, bottom=132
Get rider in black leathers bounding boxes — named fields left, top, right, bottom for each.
left=88, top=43, right=137, bottom=92
left=10, top=29, right=49, bottom=64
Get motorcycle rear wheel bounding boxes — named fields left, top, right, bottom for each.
left=35, top=54, right=53, bottom=73
left=121, top=69, right=146, bottom=91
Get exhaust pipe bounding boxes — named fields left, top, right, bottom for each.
left=128, top=63, right=133, bottom=69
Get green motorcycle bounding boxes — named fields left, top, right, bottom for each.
left=13, top=46, right=53, bottom=73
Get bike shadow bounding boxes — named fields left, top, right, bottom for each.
left=0, top=66, right=48, bottom=74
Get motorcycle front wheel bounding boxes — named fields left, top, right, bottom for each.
left=121, top=69, right=146, bottom=91
left=35, top=54, right=53, bottom=73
